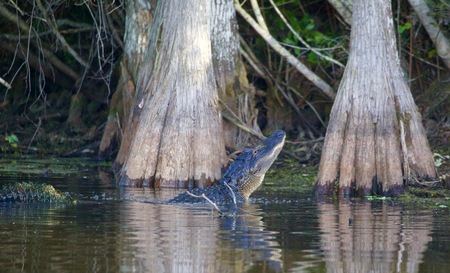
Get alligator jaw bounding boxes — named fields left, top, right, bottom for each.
left=238, top=130, right=286, bottom=199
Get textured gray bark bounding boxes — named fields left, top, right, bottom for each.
left=316, top=0, right=436, bottom=196
left=100, top=0, right=154, bottom=159
left=212, top=0, right=258, bottom=149
left=118, top=0, right=226, bottom=187
left=123, top=0, right=154, bottom=82
left=327, top=0, right=352, bottom=25
left=211, top=0, right=240, bottom=94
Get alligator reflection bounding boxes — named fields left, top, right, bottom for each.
left=219, top=204, right=283, bottom=272
left=121, top=200, right=282, bottom=273
left=317, top=200, right=432, bottom=273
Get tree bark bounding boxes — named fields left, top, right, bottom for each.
left=327, top=0, right=353, bottom=26
left=211, top=0, right=258, bottom=149
left=118, top=0, right=227, bottom=187
left=316, top=0, right=437, bottom=196
left=99, top=0, right=154, bottom=159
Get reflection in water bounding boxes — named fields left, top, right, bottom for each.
left=0, top=202, right=124, bottom=272
left=318, top=200, right=432, bottom=273
left=0, top=167, right=449, bottom=273
left=0, top=183, right=284, bottom=273
left=219, top=207, right=283, bottom=272
left=119, top=200, right=282, bottom=273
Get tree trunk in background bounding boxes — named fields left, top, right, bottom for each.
left=407, top=0, right=450, bottom=70
left=327, top=0, right=352, bottom=26
left=99, top=0, right=154, bottom=159
left=328, top=0, right=450, bottom=70
left=211, top=0, right=259, bottom=149
left=316, top=0, right=436, bottom=196
left=118, top=0, right=226, bottom=187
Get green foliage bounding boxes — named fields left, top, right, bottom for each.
left=426, top=0, right=450, bottom=25
left=279, top=14, right=341, bottom=66
left=365, top=195, right=392, bottom=201
left=262, top=158, right=316, bottom=195
left=366, top=187, right=450, bottom=209
left=5, top=134, right=19, bottom=148
left=400, top=187, right=450, bottom=208
left=427, top=48, right=437, bottom=59
left=397, top=22, right=411, bottom=34
left=434, top=152, right=450, bottom=167
left=256, top=0, right=346, bottom=68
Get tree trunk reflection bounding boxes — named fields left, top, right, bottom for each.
left=120, top=200, right=282, bottom=273
left=318, top=200, right=432, bottom=273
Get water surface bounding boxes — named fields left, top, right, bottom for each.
left=0, top=158, right=449, bottom=273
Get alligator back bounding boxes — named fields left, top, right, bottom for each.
left=0, top=182, right=76, bottom=204
left=220, top=148, right=253, bottom=187
left=167, top=184, right=245, bottom=204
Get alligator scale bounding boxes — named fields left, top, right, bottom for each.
left=0, top=130, right=286, bottom=205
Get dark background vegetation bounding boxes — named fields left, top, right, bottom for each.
left=0, top=0, right=448, bottom=161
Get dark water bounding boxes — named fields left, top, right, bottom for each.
left=0, top=159, right=449, bottom=273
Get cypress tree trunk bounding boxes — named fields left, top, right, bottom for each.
left=99, top=0, right=154, bottom=159
left=118, top=0, right=226, bottom=187
left=211, top=0, right=259, bottom=149
left=316, top=0, right=436, bottom=196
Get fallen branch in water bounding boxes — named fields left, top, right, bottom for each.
left=223, top=182, right=238, bottom=210
left=186, top=191, right=223, bottom=215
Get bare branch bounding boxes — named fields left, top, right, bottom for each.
left=0, top=6, right=80, bottom=81
left=40, top=47, right=80, bottom=81
left=242, top=29, right=330, bottom=132
left=0, top=6, right=29, bottom=32
left=268, top=0, right=345, bottom=68
left=220, top=99, right=266, bottom=140
left=2, top=27, right=94, bottom=40
left=249, top=0, right=269, bottom=32
left=0, top=40, right=74, bottom=89
left=0, top=77, right=12, bottom=89
left=407, top=0, right=450, bottom=70
left=234, top=1, right=336, bottom=100
left=186, top=191, right=223, bottom=214
left=104, top=3, right=125, bottom=50
left=223, top=182, right=237, bottom=209
left=35, top=0, right=90, bottom=68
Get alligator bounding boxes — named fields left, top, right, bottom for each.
left=167, top=130, right=286, bottom=204
left=0, top=130, right=286, bottom=205
left=0, top=181, right=76, bottom=204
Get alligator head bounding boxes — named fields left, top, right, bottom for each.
left=226, top=130, right=286, bottom=200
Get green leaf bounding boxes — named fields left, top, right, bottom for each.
left=398, top=22, right=412, bottom=34
left=283, top=37, right=296, bottom=45
left=307, top=52, right=319, bottom=65
left=428, top=49, right=437, bottom=59
left=5, top=134, right=19, bottom=148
